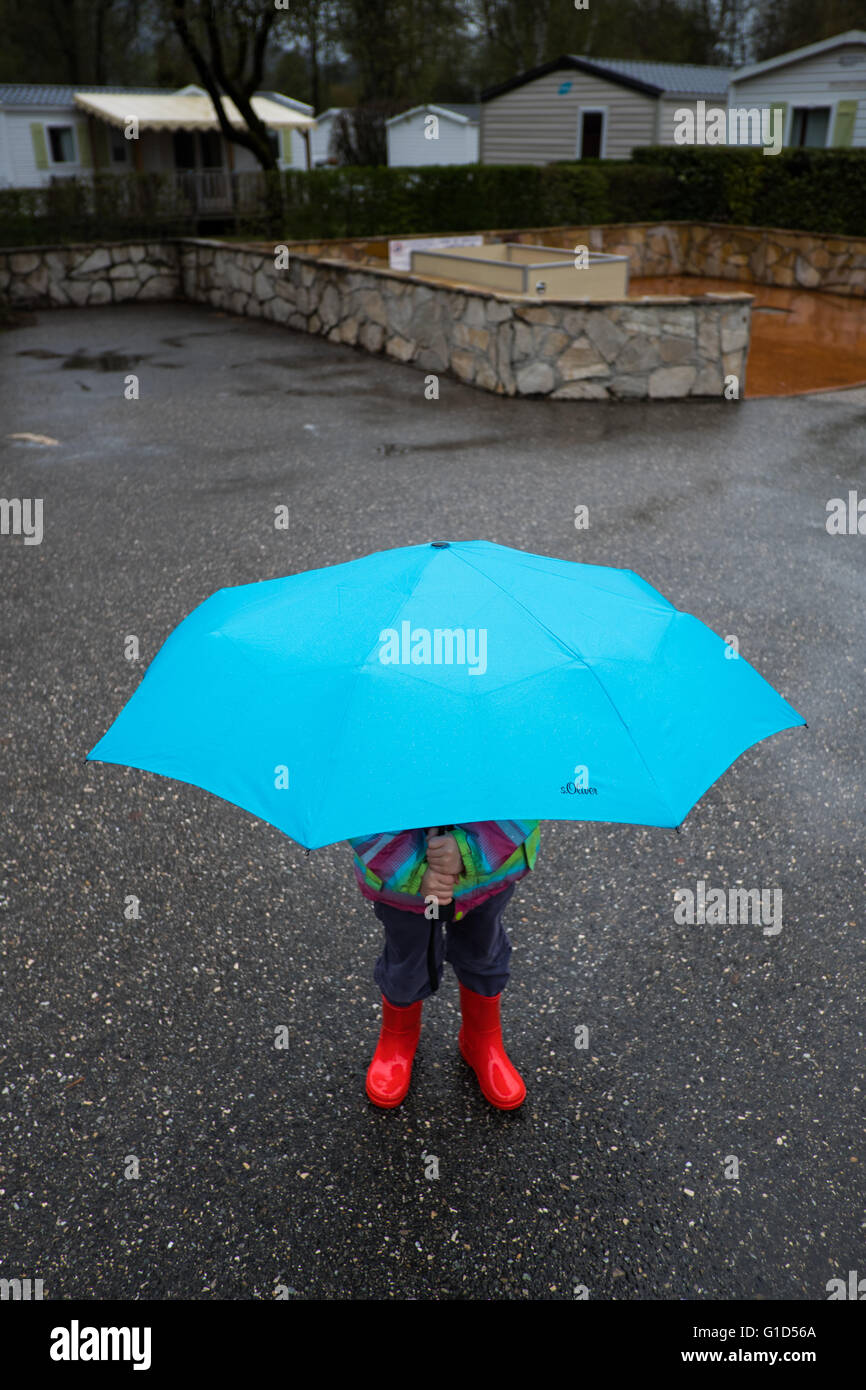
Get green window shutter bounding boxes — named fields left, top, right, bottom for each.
left=770, top=102, right=787, bottom=147
left=77, top=120, right=92, bottom=167
left=280, top=126, right=293, bottom=163
left=30, top=123, right=49, bottom=169
left=832, top=99, right=857, bottom=147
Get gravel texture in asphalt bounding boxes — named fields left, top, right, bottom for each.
left=1, top=303, right=864, bottom=1300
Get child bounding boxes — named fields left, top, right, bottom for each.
left=348, top=822, right=540, bottom=1110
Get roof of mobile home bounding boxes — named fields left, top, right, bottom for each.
left=482, top=56, right=732, bottom=102
left=730, top=29, right=866, bottom=83
left=0, top=84, right=314, bottom=129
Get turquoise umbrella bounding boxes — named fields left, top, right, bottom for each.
left=86, top=539, right=804, bottom=847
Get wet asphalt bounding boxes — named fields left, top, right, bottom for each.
left=1, top=302, right=864, bottom=1302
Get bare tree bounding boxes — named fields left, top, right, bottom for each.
left=170, top=0, right=281, bottom=169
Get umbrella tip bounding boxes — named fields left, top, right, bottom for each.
left=430, top=540, right=450, bottom=548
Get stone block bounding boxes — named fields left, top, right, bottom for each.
left=720, top=309, right=749, bottom=354
left=583, top=312, right=626, bottom=362
left=475, top=360, right=499, bottom=392
left=540, top=329, right=570, bottom=358
left=462, top=296, right=487, bottom=329
left=63, top=278, right=91, bottom=306
left=253, top=267, right=276, bottom=301
left=415, top=347, right=448, bottom=372
left=691, top=363, right=723, bottom=395
left=70, top=248, right=111, bottom=276
left=319, top=283, right=342, bottom=329
left=136, top=274, right=177, bottom=300
left=617, top=335, right=662, bottom=372
left=515, top=306, right=556, bottom=325
left=558, top=340, right=608, bottom=381
left=515, top=361, right=555, bottom=394
left=450, top=349, right=476, bottom=383
left=697, top=315, right=720, bottom=358
left=269, top=296, right=291, bottom=323
left=551, top=381, right=609, bottom=399
left=560, top=309, right=588, bottom=337
left=648, top=365, right=697, bottom=397
left=513, top=321, right=533, bottom=358
left=358, top=289, right=387, bottom=325
left=659, top=336, right=694, bottom=364
left=88, top=280, right=112, bottom=304
left=359, top=321, right=384, bottom=352
left=386, top=335, right=415, bottom=362
left=794, top=254, right=820, bottom=288
left=453, top=322, right=490, bottom=351
left=608, top=374, right=648, bottom=398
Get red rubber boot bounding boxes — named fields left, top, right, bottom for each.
left=458, top=982, right=526, bottom=1110
left=366, top=995, right=423, bottom=1108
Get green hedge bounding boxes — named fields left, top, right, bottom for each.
left=632, top=146, right=866, bottom=236
left=0, top=163, right=668, bottom=246
left=0, top=172, right=196, bottom=246
left=2, top=149, right=864, bottom=247
left=270, top=162, right=618, bottom=239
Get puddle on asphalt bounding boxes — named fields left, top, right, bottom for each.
left=161, top=330, right=229, bottom=347
left=17, top=347, right=181, bottom=371
left=376, top=436, right=505, bottom=456
left=60, top=350, right=149, bottom=371
left=283, top=387, right=356, bottom=397
left=240, top=356, right=362, bottom=375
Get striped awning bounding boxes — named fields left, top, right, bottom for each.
left=74, top=91, right=315, bottom=131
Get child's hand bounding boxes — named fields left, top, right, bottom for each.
left=426, top=830, right=463, bottom=877
left=421, top=866, right=457, bottom=905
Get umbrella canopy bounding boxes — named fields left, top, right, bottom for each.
left=87, top=540, right=804, bottom=848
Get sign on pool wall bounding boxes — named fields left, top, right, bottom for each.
left=388, top=235, right=484, bottom=272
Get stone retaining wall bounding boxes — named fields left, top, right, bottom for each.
left=542, top=222, right=866, bottom=295
left=179, top=239, right=750, bottom=399
left=0, top=226, right=806, bottom=399
left=6, top=219, right=860, bottom=397
left=0, top=241, right=180, bottom=307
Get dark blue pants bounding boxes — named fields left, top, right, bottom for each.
left=372, top=884, right=516, bottom=1007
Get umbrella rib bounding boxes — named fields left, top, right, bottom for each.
left=451, top=548, right=681, bottom=827
left=305, top=553, right=435, bottom=844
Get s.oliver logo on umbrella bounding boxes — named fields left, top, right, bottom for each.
left=378, top=621, right=488, bottom=675
left=561, top=764, right=598, bottom=795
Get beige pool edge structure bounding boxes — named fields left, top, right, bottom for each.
left=409, top=242, right=630, bottom=301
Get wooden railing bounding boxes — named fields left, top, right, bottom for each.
left=174, top=169, right=235, bottom=213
